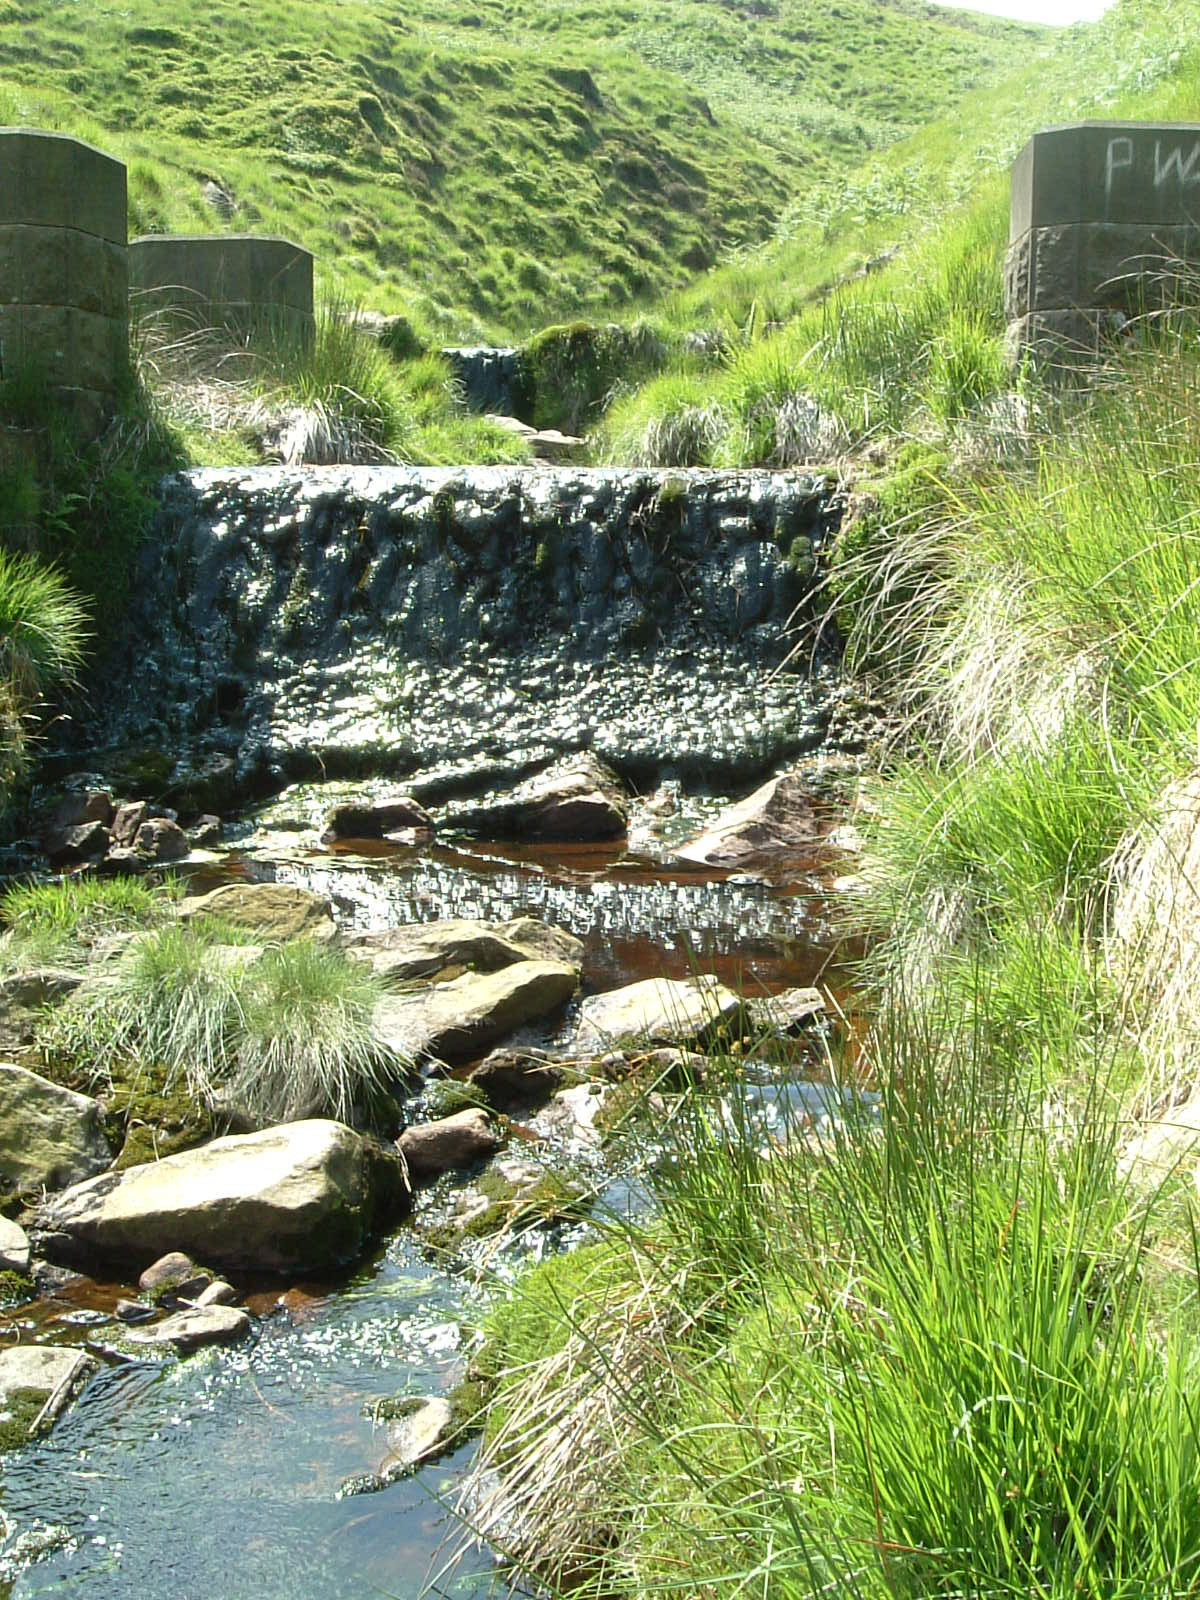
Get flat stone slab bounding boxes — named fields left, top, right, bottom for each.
left=0, top=1062, right=112, bottom=1198
left=0, top=1344, right=90, bottom=1436
left=374, top=960, right=579, bottom=1064
left=34, top=1119, right=410, bottom=1275
left=180, top=882, right=335, bottom=941
left=128, top=1305, right=251, bottom=1353
left=444, top=753, right=627, bottom=842
left=344, top=917, right=582, bottom=984
left=577, top=976, right=741, bottom=1048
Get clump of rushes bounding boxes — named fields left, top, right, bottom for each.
left=37, top=922, right=408, bottom=1128
left=461, top=974, right=1200, bottom=1599
left=0, top=549, right=88, bottom=813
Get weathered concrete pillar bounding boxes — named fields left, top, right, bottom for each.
left=129, top=234, right=314, bottom=340
left=1005, top=121, right=1200, bottom=366
left=0, top=129, right=129, bottom=429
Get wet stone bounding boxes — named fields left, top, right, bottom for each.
left=128, top=1304, right=251, bottom=1353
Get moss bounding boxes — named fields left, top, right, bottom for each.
left=92, top=1063, right=213, bottom=1171
left=520, top=320, right=666, bottom=435
left=0, top=1270, right=34, bottom=1308
left=424, top=1078, right=486, bottom=1119
left=420, top=1167, right=586, bottom=1254
left=0, top=1388, right=45, bottom=1453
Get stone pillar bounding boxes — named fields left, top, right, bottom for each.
left=0, top=129, right=129, bottom=430
left=129, top=235, right=314, bottom=339
left=1005, top=121, right=1200, bottom=367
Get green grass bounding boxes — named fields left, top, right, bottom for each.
left=37, top=921, right=409, bottom=1128
left=0, top=0, right=1039, bottom=342
left=0, top=875, right=181, bottom=972
left=468, top=990, right=1200, bottom=1599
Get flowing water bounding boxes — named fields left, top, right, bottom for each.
left=0, top=813, right=847, bottom=1599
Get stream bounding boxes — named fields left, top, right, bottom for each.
left=1, top=463, right=861, bottom=1595
left=0, top=804, right=846, bottom=1599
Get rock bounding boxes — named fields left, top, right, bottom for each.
left=529, top=429, right=587, bottom=465
left=0, top=1063, right=112, bottom=1198
left=188, top=815, right=223, bottom=848
left=344, top=917, right=583, bottom=985
left=110, top=800, right=148, bottom=847
left=446, top=754, right=628, bottom=842
left=115, top=1297, right=156, bottom=1324
left=44, top=819, right=110, bottom=867
left=128, top=1304, right=251, bottom=1353
left=374, top=960, right=579, bottom=1064
left=380, top=1396, right=454, bottom=1473
left=132, top=817, right=190, bottom=862
left=138, top=1250, right=199, bottom=1293
left=33, top=1120, right=410, bottom=1275
left=321, top=792, right=434, bottom=845
left=47, top=790, right=114, bottom=834
left=96, top=846, right=151, bottom=877
left=180, top=882, right=336, bottom=942
left=0, top=1344, right=90, bottom=1435
left=576, top=976, right=742, bottom=1049
left=0, top=1214, right=30, bottom=1275
left=746, top=986, right=826, bottom=1036
left=1119, top=1095, right=1200, bottom=1184
left=397, top=1109, right=503, bottom=1182
left=192, top=1279, right=237, bottom=1307
left=674, top=770, right=822, bottom=874
left=465, top=1048, right=566, bottom=1110
left=537, top=1082, right=608, bottom=1147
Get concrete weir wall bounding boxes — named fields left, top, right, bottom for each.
left=1006, top=121, right=1200, bottom=362
left=130, top=234, right=314, bottom=336
left=0, top=128, right=128, bottom=426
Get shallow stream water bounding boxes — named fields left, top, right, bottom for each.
left=0, top=811, right=846, bottom=1599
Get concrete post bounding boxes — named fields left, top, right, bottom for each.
left=0, top=128, right=129, bottom=430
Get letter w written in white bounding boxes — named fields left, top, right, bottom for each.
left=1154, top=140, right=1200, bottom=188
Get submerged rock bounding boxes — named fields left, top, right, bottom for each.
left=397, top=1109, right=503, bottom=1182
left=180, top=882, right=336, bottom=942
left=374, top=960, right=579, bottom=1065
left=0, top=1063, right=112, bottom=1198
left=674, top=769, right=822, bottom=874
left=444, top=753, right=628, bottom=842
left=576, top=976, right=741, bottom=1049
left=33, top=1120, right=410, bottom=1275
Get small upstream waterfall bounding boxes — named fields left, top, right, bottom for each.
left=88, top=465, right=842, bottom=806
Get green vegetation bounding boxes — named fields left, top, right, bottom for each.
left=0, top=0, right=1037, bottom=341
left=6, top=880, right=410, bottom=1132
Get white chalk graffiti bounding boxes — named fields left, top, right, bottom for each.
left=1155, top=140, right=1200, bottom=188
left=1105, top=136, right=1133, bottom=200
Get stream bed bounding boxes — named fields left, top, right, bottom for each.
left=0, top=806, right=846, bottom=1599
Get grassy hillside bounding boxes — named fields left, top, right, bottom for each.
left=0, top=0, right=1038, bottom=341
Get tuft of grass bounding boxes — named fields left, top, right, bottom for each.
left=230, top=938, right=405, bottom=1126
left=36, top=920, right=410, bottom=1130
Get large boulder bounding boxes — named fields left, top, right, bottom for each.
left=180, top=882, right=336, bottom=942
left=0, top=1345, right=92, bottom=1439
left=445, top=754, right=628, bottom=842
left=374, top=961, right=579, bottom=1064
left=344, top=917, right=583, bottom=985
left=33, top=1120, right=409, bottom=1275
left=674, top=770, right=821, bottom=875
left=0, top=1063, right=112, bottom=1198
left=321, top=791, right=433, bottom=845
left=576, top=976, right=742, bottom=1049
